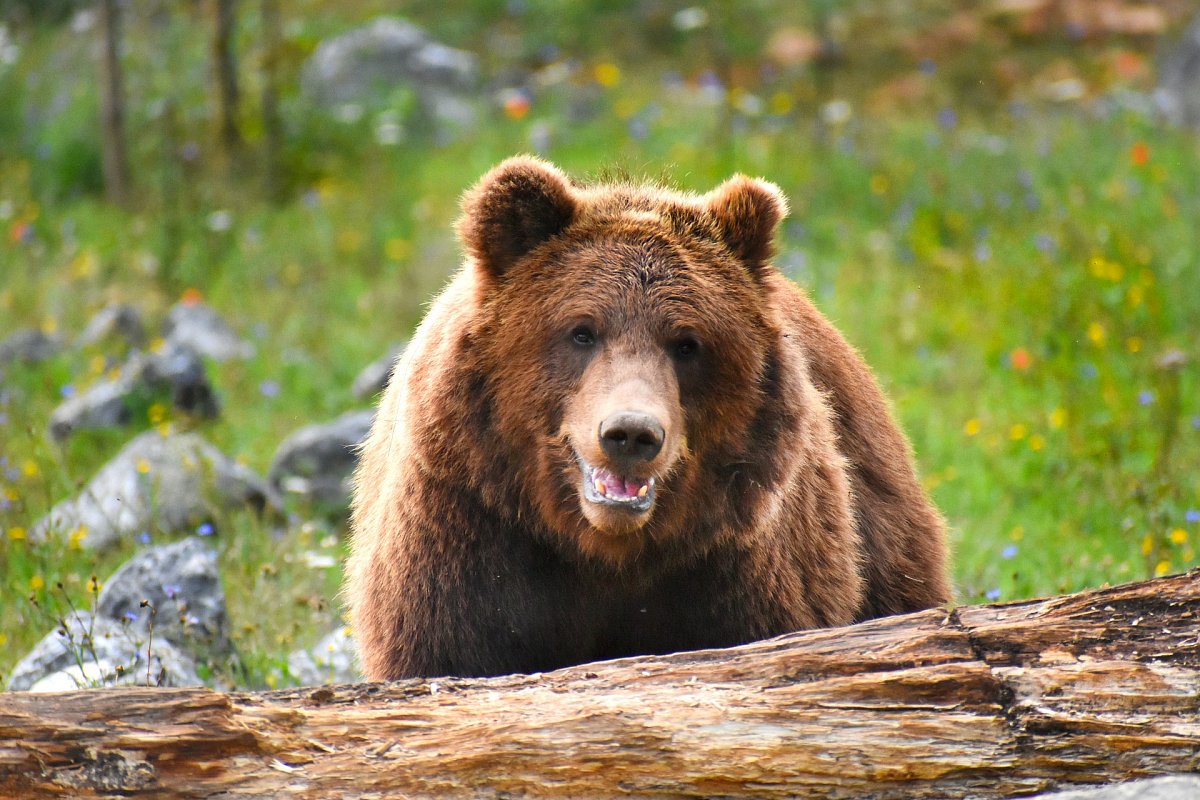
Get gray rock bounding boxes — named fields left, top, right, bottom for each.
left=0, top=328, right=64, bottom=366
left=1156, top=16, right=1200, bottom=129
left=269, top=409, right=374, bottom=509
left=351, top=343, right=406, bottom=400
left=301, top=17, right=479, bottom=129
left=97, top=537, right=233, bottom=661
left=32, top=430, right=280, bottom=550
left=162, top=301, right=254, bottom=361
left=77, top=303, right=145, bottom=349
left=48, top=340, right=219, bottom=440
left=287, top=626, right=360, bottom=686
left=6, top=611, right=201, bottom=692
left=1031, top=776, right=1200, bottom=800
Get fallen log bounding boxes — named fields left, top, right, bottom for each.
left=1, top=570, right=1197, bottom=799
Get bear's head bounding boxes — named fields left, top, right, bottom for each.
left=453, top=156, right=795, bottom=566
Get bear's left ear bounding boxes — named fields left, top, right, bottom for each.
left=705, top=176, right=788, bottom=276
left=457, top=156, right=578, bottom=280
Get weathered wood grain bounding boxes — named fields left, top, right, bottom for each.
left=1, top=569, right=1197, bottom=799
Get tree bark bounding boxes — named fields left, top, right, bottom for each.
left=1, top=570, right=1197, bottom=799
left=211, top=0, right=241, bottom=154
left=98, top=0, right=130, bottom=206
left=258, top=0, right=283, bottom=200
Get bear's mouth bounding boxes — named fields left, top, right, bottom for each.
left=577, top=457, right=655, bottom=514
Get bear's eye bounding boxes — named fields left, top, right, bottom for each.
left=672, top=336, right=701, bottom=361
left=570, top=326, right=597, bottom=347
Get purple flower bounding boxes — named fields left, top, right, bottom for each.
left=162, top=583, right=181, bottom=600
left=985, top=588, right=1001, bottom=601
left=1138, top=390, right=1155, bottom=406
left=936, top=108, right=958, bottom=130
left=60, top=384, right=75, bottom=398
left=302, top=189, right=320, bottom=209
left=259, top=380, right=281, bottom=398
left=138, top=531, right=152, bottom=545
left=1191, top=416, right=1200, bottom=430
left=196, top=522, right=214, bottom=537
left=1186, top=510, right=1200, bottom=524
left=1034, top=233, right=1056, bottom=255
left=1080, top=363, right=1099, bottom=380
left=918, top=58, right=937, bottom=75
left=123, top=611, right=139, bottom=622
left=1002, top=545, right=1018, bottom=559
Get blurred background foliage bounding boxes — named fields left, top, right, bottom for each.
left=1, top=0, right=1198, bottom=686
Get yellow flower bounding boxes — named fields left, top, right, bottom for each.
left=1010, top=526, right=1024, bottom=541
left=29, top=575, right=45, bottom=591
left=1029, top=434, right=1046, bottom=451
left=266, top=672, right=278, bottom=689
left=7, top=526, right=27, bottom=541
left=1009, top=423, right=1027, bottom=441
left=88, top=575, right=101, bottom=593
left=869, top=174, right=890, bottom=195
left=963, top=418, right=981, bottom=437
left=136, top=458, right=151, bottom=474
left=1154, top=560, right=1171, bottom=577
left=1169, top=528, right=1188, bottom=545
left=0, top=633, right=7, bottom=647
left=68, top=526, right=88, bottom=550
left=1049, top=408, right=1067, bottom=429
left=1126, top=337, right=1142, bottom=354
left=769, top=91, right=793, bottom=115
left=148, top=403, right=167, bottom=425
left=1141, top=534, right=1154, bottom=556
left=22, top=460, right=38, bottom=478
left=40, top=316, right=58, bottom=335
left=594, top=62, right=621, bottom=88
left=1087, top=322, right=1106, bottom=347
left=89, top=354, right=107, bottom=375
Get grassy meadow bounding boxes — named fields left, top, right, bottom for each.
left=1, top=2, right=1199, bottom=686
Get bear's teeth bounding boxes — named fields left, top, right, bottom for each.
left=595, top=478, right=607, bottom=496
left=637, top=484, right=648, bottom=497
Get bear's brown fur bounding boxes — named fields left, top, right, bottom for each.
left=346, top=156, right=951, bottom=680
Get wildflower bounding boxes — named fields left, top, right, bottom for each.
left=22, top=460, right=38, bottom=478
left=180, top=288, right=203, bottom=307
left=963, top=418, right=981, bottom=437
left=985, top=588, right=1001, bottom=601
left=918, top=58, right=937, bottom=75
left=869, top=174, right=889, bottom=195
left=593, top=62, right=621, bottom=88
left=60, top=383, right=75, bottom=398
left=1141, top=535, right=1154, bottom=556
left=1130, top=142, right=1149, bottom=167
left=1154, top=560, right=1171, bottom=577
left=1049, top=408, right=1067, bottom=429
left=136, top=458, right=151, bottom=475
left=196, top=522, right=215, bottom=537
left=769, top=91, right=793, bottom=115
left=123, top=611, right=138, bottom=622
left=1169, top=529, right=1188, bottom=545
left=7, top=526, right=26, bottom=541
left=1080, top=363, right=1098, bottom=380
left=30, top=575, right=44, bottom=591
left=672, top=6, right=708, bottom=31
left=259, top=380, right=281, bottom=398
left=68, top=526, right=87, bottom=550
left=936, top=108, right=957, bottom=130
left=1126, top=337, right=1142, bottom=353
left=148, top=403, right=167, bottom=425
left=1010, top=348, right=1032, bottom=371
left=1009, top=423, right=1027, bottom=441
left=1186, top=510, right=1200, bottom=524
left=1029, top=434, right=1046, bottom=451
left=1138, top=390, right=1155, bottom=406
left=1086, top=322, right=1106, bottom=347
left=500, top=88, right=531, bottom=120
left=207, top=210, right=233, bottom=232
left=1002, top=545, right=1018, bottom=559
left=162, top=583, right=181, bottom=599
left=384, top=238, right=410, bottom=261
left=138, top=531, right=152, bottom=545
left=1010, top=526, right=1024, bottom=541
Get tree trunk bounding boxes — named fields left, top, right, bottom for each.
left=259, top=0, right=283, bottom=200
left=211, top=0, right=241, bottom=154
left=1, top=570, right=1197, bottom=799
left=98, top=0, right=130, bottom=205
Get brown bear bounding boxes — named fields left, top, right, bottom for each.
left=346, top=156, right=951, bottom=681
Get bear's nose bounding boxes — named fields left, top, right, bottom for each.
left=599, top=412, right=665, bottom=465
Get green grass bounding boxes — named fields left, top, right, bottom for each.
left=2, top=6, right=1199, bottom=686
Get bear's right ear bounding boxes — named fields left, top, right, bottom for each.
left=456, top=156, right=577, bottom=280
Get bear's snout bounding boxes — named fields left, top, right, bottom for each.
left=599, top=411, right=665, bottom=466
